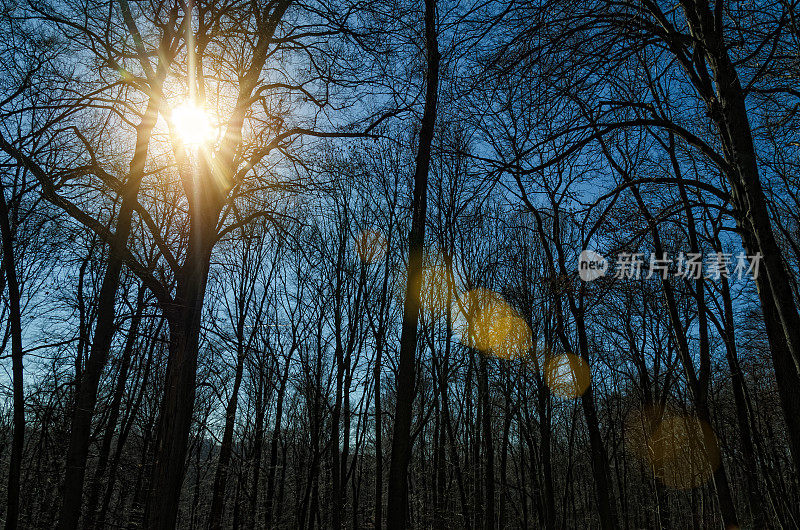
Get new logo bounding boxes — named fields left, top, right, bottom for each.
left=579, top=250, right=608, bottom=282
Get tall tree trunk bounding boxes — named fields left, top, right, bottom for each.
left=595, top=130, right=740, bottom=527
left=370, top=227, right=394, bottom=529
left=433, top=378, right=445, bottom=526
left=718, top=273, right=766, bottom=527
left=265, top=354, right=291, bottom=527
left=536, top=377, right=555, bottom=530
left=435, top=337, right=469, bottom=527
left=372, top=263, right=389, bottom=530
left=527, top=204, right=619, bottom=530
left=143, top=4, right=289, bottom=523
left=97, top=319, right=157, bottom=530
left=386, top=0, right=439, bottom=525
left=499, top=409, right=509, bottom=530
left=56, top=82, right=165, bottom=530
left=478, top=355, right=495, bottom=529
left=144, top=226, right=215, bottom=528
left=340, top=370, right=353, bottom=526
left=276, top=439, right=289, bottom=526
left=571, top=300, right=618, bottom=530
left=677, top=0, right=800, bottom=475
left=630, top=182, right=739, bottom=527
left=331, top=230, right=347, bottom=529
left=85, top=286, right=146, bottom=529
left=209, top=344, right=247, bottom=529
left=248, top=369, right=265, bottom=529
left=0, top=181, right=24, bottom=530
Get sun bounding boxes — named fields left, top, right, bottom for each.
left=170, top=101, right=215, bottom=146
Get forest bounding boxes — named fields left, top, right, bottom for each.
left=0, top=0, right=799, bottom=528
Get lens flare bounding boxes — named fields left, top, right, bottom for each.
left=625, top=406, right=721, bottom=489
left=455, top=289, right=532, bottom=360
left=544, top=353, right=591, bottom=398
left=650, top=415, right=720, bottom=489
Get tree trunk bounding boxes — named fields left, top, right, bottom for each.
left=537, top=377, right=555, bottom=530
left=56, top=90, right=163, bottom=530
left=85, top=286, right=146, bottom=528
left=718, top=274, right=766, bottom=527
left=97, top=319, right=157, bottom=529
left=629, top=181, right=739, bottom=528
left=265, top=355, right=291, bottom=527
left=0, top=181, right=24, bottom=530
left=209, top=345, right=247, bottom=529
left=142, top=5, right=290, bottom=520
left=372, top=267, right=388, bottom=530
left=678, top=0, right=800, bottom=475
left=331, top=231, right=347, bottom=529
left=144, top=214, right=216, bottom=527
left=248, top=370, right=265, bottom=529
left=386, top=0, right=439, bottom=525
left=478, top=355, right=495, bottom=529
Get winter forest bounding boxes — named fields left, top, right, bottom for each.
left=1, top=0, right=799, bottom=528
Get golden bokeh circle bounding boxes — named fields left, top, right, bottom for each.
left=544, top=353, right=591, bottom=398
left=624, top=406, right=721, bottom=490
left=454, top=289, right=532, bottom=360
left=650, top=415, right=720, bottom=489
